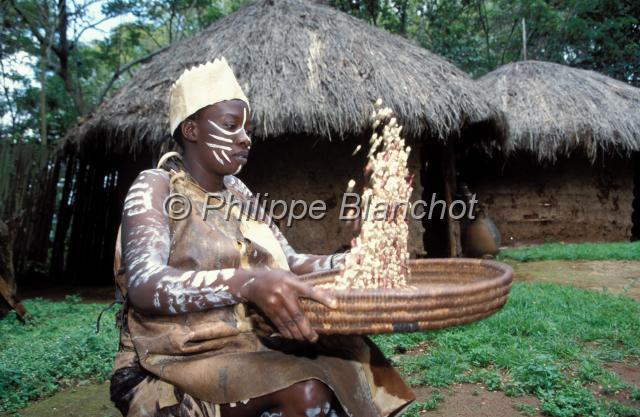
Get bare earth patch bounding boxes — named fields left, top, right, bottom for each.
left=412, top=384, right=543, bottom=417
left=592, top=362, right=640, bottom=409
left=0, top=382, right=118, bottom=417
left=607, top=361, right=640, bottom=387
left=507, top=260, right=640, bottom=300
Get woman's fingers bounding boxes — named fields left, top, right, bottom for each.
left=279, top=307, right=305, bottom=341
left=281, top=291, right=318, bottom=342
left=271, top=315, right=294, bottom=340
left=253, top=272, right=337, bottom=342
left=265, top=288, right=305, bottom=341
left=290, top=279, right=337, bottom=309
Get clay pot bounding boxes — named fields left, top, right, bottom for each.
left=462, top=208, right=501, bottom=258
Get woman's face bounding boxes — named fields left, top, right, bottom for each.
left=182, top=99, right=252, bottom=176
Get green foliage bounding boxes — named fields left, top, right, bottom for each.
left=332, top=0, right=640, bottom=82
left=102, top=0, right=235, bottom=43
left=1, top=0, right=249, bottom=145
left=0, top=297, right=119, bottom=413
left=401, top=390, right=443, bottom=416
left=497, top=241, right=640, bottom=262
left=516, top=402, right=539, bottom=416
left=374, top=283, right=640, bottom=417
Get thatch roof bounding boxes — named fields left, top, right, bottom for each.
left=62, top=0, right=504, bottom=156
left=478, top=60, right=640, bottom=161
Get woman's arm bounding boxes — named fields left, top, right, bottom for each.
left=224, top=176, right=347, bottom=275
left=272, top=227, right=347, bottom=275
left=122, top=169, right=335, bottom=343
left=121, top=169, right=258, bottom=315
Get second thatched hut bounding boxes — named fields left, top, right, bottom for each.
left=462, top=60, right=640, bottom=246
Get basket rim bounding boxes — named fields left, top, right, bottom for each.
left=299, top=258, right=514, bottom=299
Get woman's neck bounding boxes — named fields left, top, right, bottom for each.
left=182, top=156, right=225, bottom=193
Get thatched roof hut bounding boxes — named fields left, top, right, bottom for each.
left=40, top=0, right=505, bottom=284
left=477, top=60, right=640, bottom=162
left=62, top=0, right=503, bottom=155
left=460, top=60, right=640, bottom=247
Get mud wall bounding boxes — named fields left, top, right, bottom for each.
left=238, top=134, right=426, bottom=256
left=460, top=153, right=633, bottom=245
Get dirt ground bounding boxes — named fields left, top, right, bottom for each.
left=1, top=382, right=118, bottom=417
left=507, top=260, right=640, bottom=301
left=413, top=384, right=543, bottom=417
left=6, top=260, right=640, bottom=417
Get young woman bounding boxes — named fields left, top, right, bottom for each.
left=110, top=58, right=414, bottom=417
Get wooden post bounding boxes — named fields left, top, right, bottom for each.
left=50, top=154, right=78, bottom=279
left=442, top=139, right=461, bottom=257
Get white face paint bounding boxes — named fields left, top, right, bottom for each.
left=209, top=107, right=247, bottom=136
left=211, top=149, right=225, bottom=165
left=207, top=107, right=251, bottom=167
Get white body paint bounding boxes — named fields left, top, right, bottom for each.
left=305, top=406, right=322, bottom=417
left=121, top=168, right=344, bottom=316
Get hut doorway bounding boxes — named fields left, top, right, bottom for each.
left=421, top=140, right=456, bottom=257
left=632, top=152, right=640, bottom=241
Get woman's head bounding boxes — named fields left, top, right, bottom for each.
left=174, top=99, right=252, bottom=175
left=168, top=57, right=251, bottom=177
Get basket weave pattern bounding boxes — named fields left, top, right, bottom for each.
left=299, top=258, right=513, bottom=335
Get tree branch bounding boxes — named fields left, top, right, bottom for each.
left=10, top=1, right=47, bottom=45
left=500, top=17, right=520, bottom=65
left=72, top=15, right=115, bottom=44
left=96, top=45, right=170, bottom=106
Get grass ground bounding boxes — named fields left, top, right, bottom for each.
left=498, top=241, right=640, bottom=262
left=1, top=252, right=640, bottom=416
left=0, top=296, right=118, bottom=414
left=374, top=283, right=640, bottom=417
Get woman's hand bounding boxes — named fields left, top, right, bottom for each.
left=239, top=269, right=337, bottom=343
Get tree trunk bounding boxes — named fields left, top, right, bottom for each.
left=38, top=42, right=48, bottom=146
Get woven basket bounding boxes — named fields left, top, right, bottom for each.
left=298, top=258, right=513, bottom=335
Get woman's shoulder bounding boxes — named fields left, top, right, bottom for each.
left=129, top=168, right=170, bottom=191
left=122, top=168, right=170, bottom=217
left=136, top=168, right=170, bottom=182
left=127, top=168, right=170, bottom=196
